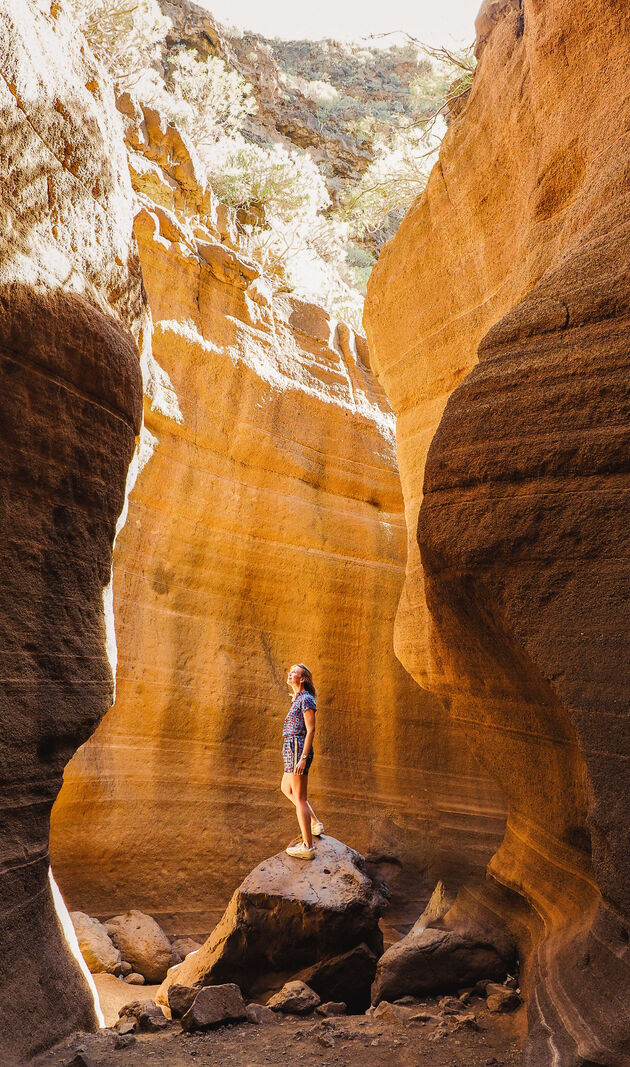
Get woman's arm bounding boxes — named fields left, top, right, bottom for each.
left=296, top=705, right=316, bottom=773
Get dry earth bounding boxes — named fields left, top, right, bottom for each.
left=36, top=993, right=525, bottom=1067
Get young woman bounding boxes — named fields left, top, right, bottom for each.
left=281, top=663, right=324, bottom=859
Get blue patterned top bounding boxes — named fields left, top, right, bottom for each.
left=283, top=691, right=316, bottom=738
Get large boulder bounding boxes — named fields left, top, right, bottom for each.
left=70, top=913, right=121, bottom=975
left=158, top=837, right=388, bottom=1005
left=372, top=924, right=515, bottom=1005
left=105, top=911, right=173, bottom=983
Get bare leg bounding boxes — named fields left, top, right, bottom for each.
left=281, top=774, right=320, bottom=825
left=290, top=773, right=313, bottom=848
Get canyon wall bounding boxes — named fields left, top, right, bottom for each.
left=364, top=0, right=630, bottom=1064
left=0, top=1, right=143, bottom=1061
left=50, top=101, right=506, bottom=936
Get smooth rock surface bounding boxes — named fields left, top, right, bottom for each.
left=0, top=1, right=144, bottom=1061
left=364, top=0, right=630, bottom=1062
left=70, top=913, right=121, bottom=975
left=181, top=983, right=247, bottom=1031
left=105, top=910, right=173, bottom=983
left=51, top=101, right=506, bottom=932
left=158, top=837, right=387, bottom=1003
left=267, top=981, right=321, bottom=1015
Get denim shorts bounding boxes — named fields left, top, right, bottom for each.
left=282, top=735, right=314, bottom=775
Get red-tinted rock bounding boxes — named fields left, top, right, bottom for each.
left=0, top=1, right=144, bottom=1062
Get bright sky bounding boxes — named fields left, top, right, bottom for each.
left=195, top=0, right=480, bottom=48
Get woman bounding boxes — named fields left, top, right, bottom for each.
left=281, top=663, right=324, bottom=859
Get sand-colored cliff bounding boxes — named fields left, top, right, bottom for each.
left=50, top=99, right=505, bottom=934
left=364, top=0, right=630, bottom=1063
left=0, top=1, right=143, bottom=1060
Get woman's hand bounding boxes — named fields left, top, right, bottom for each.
left=296, top=755, right=308, bottom=775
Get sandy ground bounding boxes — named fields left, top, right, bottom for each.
left=35, top=988, right=526, bottom=1067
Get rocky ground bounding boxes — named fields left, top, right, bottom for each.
left=35, top=991, right=525, bottom=1067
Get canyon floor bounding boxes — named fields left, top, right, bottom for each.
left=36, top=992, right=525, bottom=1066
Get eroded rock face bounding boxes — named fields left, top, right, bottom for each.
left=364, top=0, right=630, bottom=1063
left=51, top=103, right=506, bottom=932
left=0, top=1, right=143, bottom=1061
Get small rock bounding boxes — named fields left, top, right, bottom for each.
left=118, top=1000, right=168, bottom=1032
left=66, top=1053, right=96, bottom=1067
left=504, top=975, right=519, bottom=990
left=372, top=1000, right=408, bottom=1024
left=438, top=995, right=465, bottom=1014
left=181, top=983, right=247, bottom=1031
left=125, top=972, right=145, bottom=985
left=267, top=981, right=320, bottom=1015
left=114, top=1018, right=137, bottom=1035
left=408, top=1010, right=438, bottom=1023
left=114, top=1033, right=136, bottom=1049
left=317, top=1033, right=336, bottom=1048
left=316, top=1001, right=347, bottom=1016
left=168, top=983, right=202, bottom=1019
left=486, top=985, right=521, bottom=1013
left=394, top=995, right=418, bottom=1005
left=485, top=1059, right=500, bottom=1066
left=473, top=978, right=492, bottom=995
left=452, top=1011, right=478, bottom=1031
left=246, top=1002, right=278, bottom=1025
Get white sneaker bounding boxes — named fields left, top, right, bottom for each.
left=286, top=842, right=316, bottom=860
left=311, top=820, right=324, bottom=837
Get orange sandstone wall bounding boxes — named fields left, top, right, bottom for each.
left=365, top=0, right=630, bottom=1063
left=51, top=105, right=506, bottom=934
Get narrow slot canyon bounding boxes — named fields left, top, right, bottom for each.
left=1, top=1, right=628, bottom=1065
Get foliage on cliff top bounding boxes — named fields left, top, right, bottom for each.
left=73, top=0, right=472, bottom=328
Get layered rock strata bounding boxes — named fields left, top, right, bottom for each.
left=364, top=0, right=630, bottom=1063
left=0, top=1, right=143, bottom=1061
left=50, top=101, right=506, bottom=932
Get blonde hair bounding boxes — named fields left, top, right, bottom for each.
left=296, top=663, right=316, bottom=697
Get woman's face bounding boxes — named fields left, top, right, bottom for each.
left=287, top=665, right=302, bottom=692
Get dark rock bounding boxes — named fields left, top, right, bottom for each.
left=372, top=913, right=515, bottom=1004
left=168, top=983, right=203, bottom=1019
left=181, top=983, right=247, bottom=1031
left=267, top=981, right=320, bottom=1014
left=486, top=984, right=522, bottom=1013
left=295, top=942, right=378, bottom=1013
left=246, top=1002, right=278, bottom=1024
left=118, top=999, right=168, bottom=1032
left=158, top=837, right=388, bottom=1006
left=114, top=1033, right=136, bottom=1049
left=438, top=995, right=466, bottom=1014
left=316, top=1001, right=347, bottom=1016
left=114, top=1018, right=137, bottom=1035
